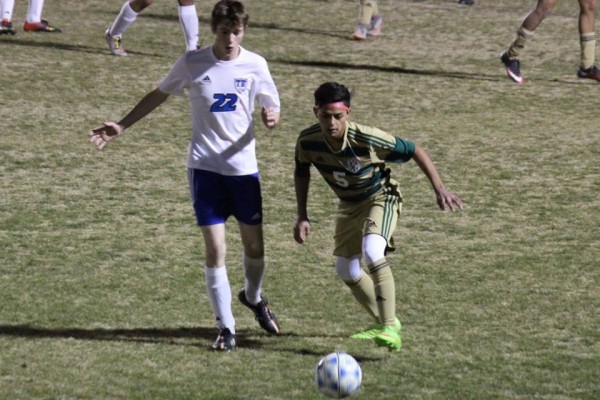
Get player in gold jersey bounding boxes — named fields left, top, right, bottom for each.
left=104, top=0, right=199, bottom=56
left=501, top=0, right=600, bottom=83
left=352, top=0, right=382, bottom=40
left=293, top=82, right=462, bottom=351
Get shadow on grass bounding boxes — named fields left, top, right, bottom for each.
left=273, top=332, right=391, bottom=362
left=0, top=324, right=264, bottom=349
left=0, top=325, right=388, bottom=359
left=272, top=58, right=588, bottom=85
left=140, top=13, right=348, bottom=40
left=0, top=35, right=584, bottom=84
left=0, top=37, right=164, bottom=57
left=276, top=58, right=504, bottom=82
left=292, top=348, right=385, bottom=363
left=2, top=10, right=586, bottom=84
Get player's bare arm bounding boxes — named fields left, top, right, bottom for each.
left=293, top=173, right=311, bottom=243
left=412, top=145, right=463, bottom=211
left=89, top=88, right=170, bottom=150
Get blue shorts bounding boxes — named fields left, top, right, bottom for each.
left=188, top=168, right=263, bottom=226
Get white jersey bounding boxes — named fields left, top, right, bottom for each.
left=158, top=46, right=280, bottom=176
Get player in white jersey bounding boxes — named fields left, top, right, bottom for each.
left=105, top=0, right=199, bottom=56
left=1, top=0, right=61, bottom=33
left=159, top=41, right=279, bottom=175
left=89, top=0, right=281, bottom=351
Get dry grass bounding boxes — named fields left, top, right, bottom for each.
left=1, top=0, right=598, bottom=399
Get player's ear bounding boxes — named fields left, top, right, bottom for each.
left=313, top=106, right=319, bottom=118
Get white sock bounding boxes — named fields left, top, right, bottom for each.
left=243, top=255, right=264, bottom=305
left=204, top=266, right=235, bottom=333
left=1, top=0, right=15, bottom=21
left=109, top=1, right=138, bottom=38
left=178, top=4, right=199, bottom=51
left=26, top=0, right=44, bottom=23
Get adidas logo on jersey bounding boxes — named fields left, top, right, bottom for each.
left=201, top=75, right=212, bottom=84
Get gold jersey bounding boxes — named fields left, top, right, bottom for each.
left=295, top=121, right=415, bottom=203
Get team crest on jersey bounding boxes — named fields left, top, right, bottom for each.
left=234, top=79, right=248, bottom=93
left=346, top=158, right=361, bottom=173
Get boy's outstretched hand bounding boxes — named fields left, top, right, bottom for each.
left=435, top=188, right=463, bottom=211
left=89, top=122, right=124, bottom=150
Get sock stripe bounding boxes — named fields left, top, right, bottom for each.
left=368, top=259, right=389, bottom=274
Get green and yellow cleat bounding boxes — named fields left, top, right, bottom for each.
left=350, top=317, right=401, bottom=340
left=374, top=326, right=402, bottom=352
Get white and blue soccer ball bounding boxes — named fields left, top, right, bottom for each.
left=315, top=352, right=362, bottom=398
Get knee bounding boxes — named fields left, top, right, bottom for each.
left=580, top=0, right=597, bottom=15
left=205, top=242, right=227, bottom=266
left=130, top=0, right=153, bottom=11
left=178, top=0, right=194, bottom=5
left=363, top=247, right=385, bottom=266
left=533, top=1, right=555, bottom=18
left=362, top=234, right=387, bottom=266
left=245, top=248, right=264, bottom=259
left=335, top=257, right=362, bottom=281
left=243, top=242, right=264, bottom=259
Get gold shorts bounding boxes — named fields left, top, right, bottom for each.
left=333, top=185, right=402, bottom=258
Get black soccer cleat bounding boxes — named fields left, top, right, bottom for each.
left=577, top=65, right=600, bottom=82
left=211, top=328, right=236, bottom=351
left=238, top=289, right=280, bottom=335
left=0, top=20, right=16, bottom=35
left=501, top=51, right=524, bottom=84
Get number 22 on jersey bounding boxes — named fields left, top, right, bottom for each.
left=210, top=93, right=238, bottom=112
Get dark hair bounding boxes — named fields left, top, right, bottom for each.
left=211, top=0, right=249, bottom=32
left=314, top=82, right=351, bottom=107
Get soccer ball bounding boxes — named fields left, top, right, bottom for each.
left=315, top=352, right=362, bottom=398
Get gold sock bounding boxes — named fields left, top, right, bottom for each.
left=344, top=273, right=378, bottom=320
left=507, top=26, right=534, bottom=59
left=368, top=258, right=396, bottom=326
left=580, top=32, right=596, bottom=69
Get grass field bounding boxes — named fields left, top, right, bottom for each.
left=1, top=0, right=599, bottom=399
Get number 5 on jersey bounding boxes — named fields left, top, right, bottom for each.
left=333, top=171, right=349, bottom=187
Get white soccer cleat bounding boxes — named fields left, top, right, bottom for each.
left=105, top=29, right=128, bottom=56
left=352, top=23, right=368, bottom=41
